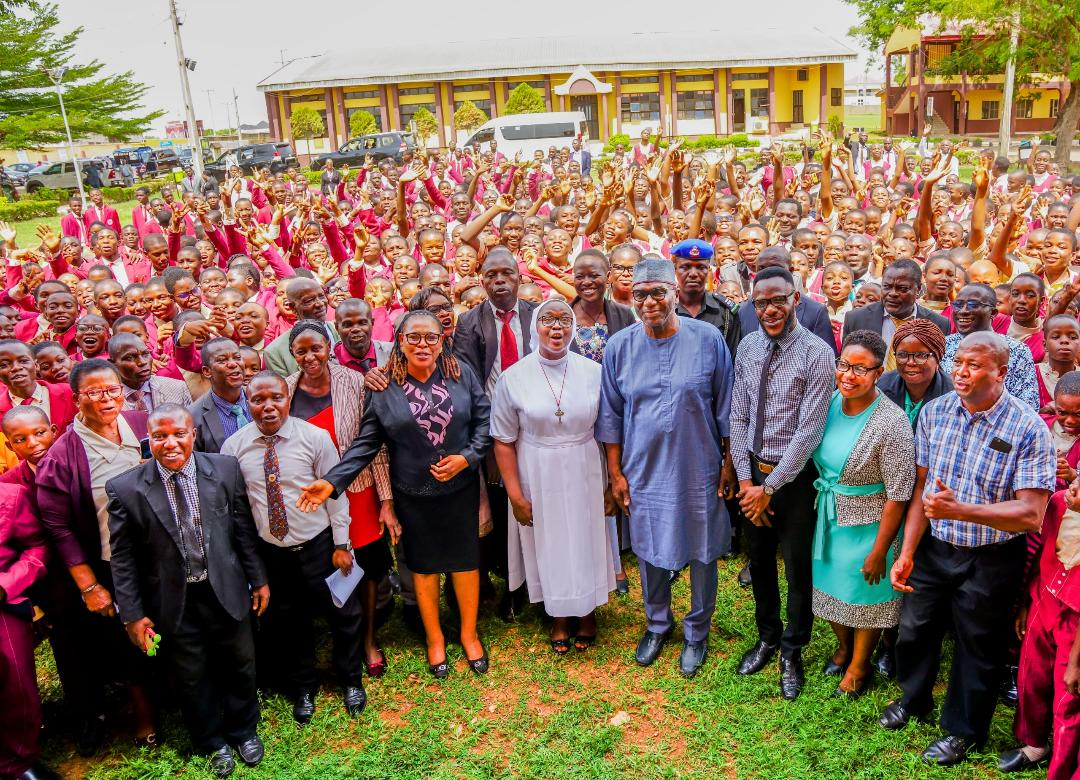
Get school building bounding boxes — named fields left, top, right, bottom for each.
left=882, top=20, right=1072, bottom=136
left=256, top=29, right=855, bottom=152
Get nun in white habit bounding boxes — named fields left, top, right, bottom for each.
left=490, top=298, right=615, bottom=652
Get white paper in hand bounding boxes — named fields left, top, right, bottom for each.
left=325, top=552, right=364, bottom=608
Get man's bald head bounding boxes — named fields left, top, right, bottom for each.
left=957, top=331, right=1009, bottom=367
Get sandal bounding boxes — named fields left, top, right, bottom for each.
left=133, top=732, right=158, bottom=749
left=574, top=634, right=596, bottom=652
left=366, top=648, right=387, bottom=678
left=550, top=638, right=572, bottom=655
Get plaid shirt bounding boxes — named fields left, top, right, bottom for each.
left=156, top=457, right=208, bottom=582
left=916, top=390, right=1054, bottom=547
left=730, top=323, right=836, bottom=489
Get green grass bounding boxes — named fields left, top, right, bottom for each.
left=9, top=199, right=140, bottom=249
left=34, top=555, right=1044, bottom=779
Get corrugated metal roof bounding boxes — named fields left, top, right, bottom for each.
left=257, top=28, right=856, bottom=92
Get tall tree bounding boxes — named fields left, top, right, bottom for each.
left=504, top=83, right=546, bottom=114
left=0, top=1, right=162, bottom=149
left=411, top=106, right=438, bottom=145
left=349, top=109, right=377, bottom=137
left=846, top=0, right=1080, bottom=165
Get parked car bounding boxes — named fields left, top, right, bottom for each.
left=463, top=112, right=586, bottom=159
left=204, top=142, right=297, bottom=181
left=3, top=162, right=35, bottom=185
left=310, top=131, right=417, bottom=170
left=25, top=161, right=83, bottom=194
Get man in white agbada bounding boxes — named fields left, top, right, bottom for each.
left=490, top=298, right=614, bottom=653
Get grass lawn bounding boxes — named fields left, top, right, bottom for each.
left=35, top=555, right=1044, bottom=779
left=9, top=199, right=141, bottom=250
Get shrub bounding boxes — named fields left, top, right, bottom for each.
left=503, top=83, right=546, bottom=114
left=27, top=186, right=67, bottom=201
left=603, top=134, right=632, bottom=153
left=411, top=107, right=438, bottom=143
left=349, top=110, right=377, bottom=137
left=290, top=107, right=325, bottom=140
left=0, top=200, right=61, bottom=221
left=454, top=100, right=489, bottom=133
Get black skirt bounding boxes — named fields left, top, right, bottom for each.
left=354, top=533, right=392, bottom=583
left=393, top=477, right=480, bottom=574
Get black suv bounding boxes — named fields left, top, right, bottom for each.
left=311, top=132, right=417, bottom=170
left=204, top=143, right=297, bottom=181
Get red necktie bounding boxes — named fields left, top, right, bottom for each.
left=497, top=309, right=519, bottom=371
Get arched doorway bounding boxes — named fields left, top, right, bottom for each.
left=554, top=66, right=613, bottom=142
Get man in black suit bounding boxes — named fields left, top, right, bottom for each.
left=453, top=247, right=536, bottom=617
left=189, top=338, right=252, bottom=454
left=737, top=246, right=837, bottom=354
left=842, top=259, right=950, bottom=369
left=106, top=404, right=268, bottom=778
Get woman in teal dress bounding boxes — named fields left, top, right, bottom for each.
left=812, top=330, right=915, bottom=697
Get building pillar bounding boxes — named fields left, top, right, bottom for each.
left=819, top=64, right=828, bottom=129
left=387, top=85, right=399, bottom=131
left=713, top=67, right=723, bottom=135
left=324, top=89, right=337, bottom=148
left=915, top=46, right=926, bottom=136
left=265, top=93, right=281, bottom=140
left=959, top=75, right=968, bottom=135
left=545, top=76, right=553, bottom=111
left=884, top=49, right=892, bottom=133
left=433, top=83, right=446, bottom=148
left=377, top=86, right=389, bottom=132
left=614, top=76, right=623, bottom=135
left=280, top=95, right=292, bottom=145
left=767, top=66, right=777, bottom=134
left=335, top=88, right=348, bottom=144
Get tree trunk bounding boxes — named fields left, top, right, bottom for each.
left=1052, top=79, right=1080, bottom=168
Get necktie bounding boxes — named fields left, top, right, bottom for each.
left=230, top=403, right=248, bottom=428
left=752, top=342, right=780, bottom=457
left=884, top=316, right=906, bottom=371
left=131, top=388, right=148, bottom=412
left=18, top=396, right=33, bottom=406
left=497, top=309, right=519, bottom=371
left=262, top=435, right=289, bottom=541
left=171, top=472, right=206, bottom=582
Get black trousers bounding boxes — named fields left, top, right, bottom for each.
left=167, top=581, right=258, bottom=754
left=743, top=462, right=817, bottom=659
left=896, top=533, right=1026, bottom=743
left=258, top=528, right=364, bottom=694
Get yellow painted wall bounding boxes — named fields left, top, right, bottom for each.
left=1017, top=87, right=1058, bottom=118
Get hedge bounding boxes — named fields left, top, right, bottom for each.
left=0, top=200, right=61, bottom=221
left=603, top=132, right=756, bottom=154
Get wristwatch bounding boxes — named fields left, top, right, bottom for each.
left=334, top=542, right=352, bottom=552
left=763, top=484, right=776, bottom=497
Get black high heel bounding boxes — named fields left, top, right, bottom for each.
left=466, top=643, right=489, bottom=675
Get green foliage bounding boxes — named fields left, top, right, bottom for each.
left=348, top=109, right=377, bottom=137
left=26, top=185, right=65, bottom=200
left=603, top=133, right=632, bottom=153
left=453, top=100, right=488, bottom=132
left=289, top=107, right=324, bottom=140
left=411, top=106, right=438, bottom=142
left=503, top=83, right=546, bottom=114
left=0, top=198, right=58, bottom=220
left=827, top=114, right=845, bottom=138
left=0, top=2, right=162, bottom=149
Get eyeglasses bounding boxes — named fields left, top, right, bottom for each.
left=175, top=287, right=201, bottom=301
left=611, top=264, right=636, bottom=276
left=751, top=293, right=795, bottom=312
left=402, top=332, right=442, bottom=346
left=952, top=300, right=992, bottom=312
left=836, top=359, right=882, bottom=377
left=78, top=384, right=124, bottom=402
left=426, top=303, right=454, bottom=315
left=631, top=287, right=671, bottom=303
left=895, top=350, right=934, bottom=365
left=538, top=314, right=574, bottom=327
left=76, top=323, right=107, bottom=333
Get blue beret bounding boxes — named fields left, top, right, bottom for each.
left=670, top=238, right=713, bottom=261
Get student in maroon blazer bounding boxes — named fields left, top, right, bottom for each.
left=0, top=340, right=77, bottom=434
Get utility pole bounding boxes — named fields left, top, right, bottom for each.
left=233, top=88, right=243, bottom=144
left=170, top=0, right=203, bottom=178
left=998, top=9, right=1021, bottom=157
left=202, top=88, right=216, bottom=131
left=45, top=68, right=86, bottom=206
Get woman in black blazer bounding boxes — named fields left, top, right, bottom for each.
left=876, top=319, right=953, bottom=431
left=298, top=310, right=493, bottom=679
left=567, top=249, right=636, bottom=362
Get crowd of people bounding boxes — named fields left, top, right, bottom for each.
left=0, top=123, right=1078, bottom=779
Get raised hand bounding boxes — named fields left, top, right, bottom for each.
left=721, top=145, right=737, bottom=167
left=770, top=142, right=784, bottom=167
left=353, top=223, right=369, bottom=248
left=0, top=220, right=15, bottom=245
left=694, top=178, right=715, bottom=206
left=35, top=224, right=60, bottom=254
left=496, top=193, right=514, bottom=212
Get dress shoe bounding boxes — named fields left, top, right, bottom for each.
left=998, top=745, right=1051, bottom=772
left=779, top=655, right=805, bottom=701
left=679, top=640, right=708, bottom=677
left=921, top=735, right=974, bottom=766
left=736, top=640, right=777, bottom=675
left=343, top=685, right=367, bottom=716
left=209, top=745, right=236, bottom=778
left=873, top=644, right=895, bottom=679
left=635, top=628, right=672, bottom=666
left=822, top=658, right=846, bottom=676
left=999, top=664, right=1019, bottom=708
left=292, top=691, right=316, bottom=725
left=428, top=660, right=450, bottom=679
left=234, top=735, right=264, bottom=766
left=466, top=645, right=490, bottom=675
left=737, top=564, right=752, bottom=588
left=17, top=764, right=62, bottom=780
left=879, top=699, right=929, bottom=731
left=76, top=714, right=106, bottom=757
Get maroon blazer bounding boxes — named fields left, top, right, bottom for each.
left=35, top=410, right=147, bottom=569
left=0, top=483, right=47, bottom=606
left=1042, top=412, right=1080, bottom=491
left=0, top=381, right=77, bottom=434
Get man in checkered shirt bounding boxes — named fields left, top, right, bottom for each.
left=881, top=332, right=1055, bottom=767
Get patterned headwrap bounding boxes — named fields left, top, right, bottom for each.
left=891, top=319, right=946, bottom=364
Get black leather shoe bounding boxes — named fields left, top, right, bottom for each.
left=428, top=660, right=450, bottom=679
left=343, top=685, right=367, bottom=716
left=999, top=664, right=1019, bottom=708
left=635, top=628, right=672, bottom=666
left=292, top=691, right=316, bottom=725
left=76, top=714, right=106, bottom=757
left=679, top=640, right=708, bottom=677
left=998, top=746, right=1051, bottom=772
left=737, top=564, right=752, bottom=588
left=779, top=655, right=804, bottom=701
left=209, top=746, right=236, bottom=778
left=879, top=699, right=929, bottom=730
left=873, top=644, right=895, bottom=679
left=466, top=644, right=490, bottom=675
left=921, top=735, right=974, bottom=766
left=17, top=764, right=62, bottom=780
left=822, top=658, right=846, bottom=676
left=234, top=735, right=264, bottom=766
left=736, top=640, right=777, bottom=675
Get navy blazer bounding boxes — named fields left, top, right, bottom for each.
left=738, top=295, right=837, bottom=354
left=453, top=299, right=537, bottom=391
left=189, top=390, right=231, bottom=454
left=106, top=452, right=267, bottom=635
left=841, top=302, right=950, bottom=343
